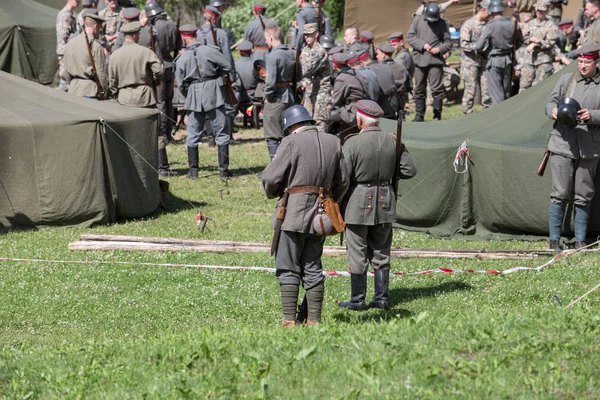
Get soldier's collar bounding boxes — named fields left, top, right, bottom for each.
left=575, top=69, right=600, bottom=83
left=360, top=126, right=383, bottom=134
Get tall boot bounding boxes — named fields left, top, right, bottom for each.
left=574, top=205, right=591, bottom=248
left=432, top=98, right=443, bottom=121
left=306, top=281, right=324, bottom=324
left=338, top=273, right=368, bottom=311
left=280, top=284, right=299, bottom=327
left=218, top=144, right=234, bottom=179
left=548, top=202, right=565, bottom=251
left=158, top=147, right=171, bottom=177
left=368, top=268, right=390, bottom=310
left=412, top=98, right=425, bottom=122
left=187, top=146, right=199, bottom=180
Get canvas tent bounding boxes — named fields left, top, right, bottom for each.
left=380, top=63, right=600, bottom=240
left=0, top=0, right=60, bottom=85
left=0, top=71, right=161, bottom=231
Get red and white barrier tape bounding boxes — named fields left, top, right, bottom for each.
left=0, top=248, right=598, bottom=277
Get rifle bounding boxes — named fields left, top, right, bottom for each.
left=258, top=14, right=266, bottom=31
left=82, top=26, right=105, bottom=100
left=148, top=22, right=159, bottom=95
left=392, top=110, right=404, bottom=198
left=511, top=11, right=520, bottom=79
left=209, top=22, right=238, bottom=105
left=537, top=147, right=550, bottom=176
left=270, top=190, right=289, bottom=255
left=317, top=9, right=323, bottom=35
left=293, top=45, right=300, bottom=103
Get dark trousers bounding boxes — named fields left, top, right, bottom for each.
left=413, top=65, right=444, bottom=100
left=156, top=67, right=174, bottom=139
left=275, top=230, right=326, bottom=290
left=485, top=64, right=512, bottom=105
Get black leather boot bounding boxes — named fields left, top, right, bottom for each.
left=158, top=148, right=171, bottom=177
left=413, top=98, right=425, bottom=122
left=338, top=273, right=368, bottom=311
left=432, top=98, right=443, bottom=120
left=218, top=144, right=234, bottom=179
left=368, top=268, right=389, bottom=309
left=187, top=146, right=199, bottom=179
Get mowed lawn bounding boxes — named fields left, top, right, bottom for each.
left=1, top=105, right=600, bottom=399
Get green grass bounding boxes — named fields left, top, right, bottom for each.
left=1, top=119, right=600, bottom=399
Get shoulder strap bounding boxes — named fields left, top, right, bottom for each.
left=565, top=72, right=577, bottom=98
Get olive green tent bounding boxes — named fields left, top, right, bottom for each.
left=0, top=71, right=161, bottom=231
left=0, top=0, right=60, bottom=85
left=381, top=64, right=600, bottom=240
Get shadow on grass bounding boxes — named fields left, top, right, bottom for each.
left=161, top=192, right=207, bottom=214
left=230, top=166, right=266, bottom=177
left=231, top=137, right=265, bottom=145
left=332, top=308, right=413, bottom=323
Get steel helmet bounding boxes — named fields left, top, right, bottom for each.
left=283, top=105, right=315, bottom=131
left=423, top=3, right=441, bottom=22
left=487, top=0, right=505, bottom=13
left=253, top=59, right=267, bottom=82
left=556, top=97, right=582, bottom=128
left=144, top=2, right=164, bottom=18
left=319, top=35, right=335, bottom=50
left=211, top=0, right=228, bottom=7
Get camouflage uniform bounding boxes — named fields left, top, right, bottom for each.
left=460, top=15, right=491, bottom=114
left=56, top=6, right=77, bottom=91
left=300, top=41, right=332, bottom=129
left=520, top=17, right=559, bottom=92
left=99, top=6, right=124, bottom=48
left=548, top=0, right=564, bottom=25
left=514, top=0, right=536, bottom=22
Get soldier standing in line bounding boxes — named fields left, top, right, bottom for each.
left=244, top=3, right=279, bottom=61
left=293, top=0, right=319, bottom=50
left=77, top=0, right=98, bottom=33
left=344, top=27, right=363, bottom=53
left=98, top=0, right=124, bottom=50
left=262, top=105, right=349, bottom=327
left=358, top=31, right=376, bottom=59
left=312, top=0, right=333, bottom=37
left=360, top=50, right=399, bottom=119
left=519, top=1, right=560, bottom=92
left=299, top=23, right=332, bottom=130
left=388, top=32, right=415, bottom=79
left=64, top=13, right=108, bottom=99
left=347, top=51, right=380, bottom=102
left=583, top=0, right=600, bottom=46
left=329, top=53, right=368, bottom=142
left=263, top=25, right=296, bottom=160
left=209, top=0, right=236, bottom=47
left=460, top=2, right=491, bottom=114
left=407, top=3, right=452, bottom=121
left=56, top=0, right=80, bottom=92
left=235, top=41, right=259, bottom=105
left=175, top=25, right=233, bottom=180
left=338, top=100, right=416, bottom=311
left=113, top=8, right=152, bottom=52
left=377, top=43, right=410, bottom=116
left=545, top=44, right=600, bottom=250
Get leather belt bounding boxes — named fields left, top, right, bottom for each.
left=355, top=181, right=390, bottom=187
left=287, top=186, right=323, bottom=194
left=254, top=46, right=269, bottom=51
left=124, top=83, right=149, bottom=88
left=276, top=82, right=291, bottom=88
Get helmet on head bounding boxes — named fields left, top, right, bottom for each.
left=423, top=3, right=440, bottom=22
left=253, top=59, right=267, bottom=82
left=144, top=2, right=164, bottom=18
left=319, top=35, right=335, bottom=50
left=487, top=0, right=505, bottom=13
left=211, top=0, right=228, bottom=7
left=556, top=97, right=582, bottom=128
left=283, top=105, right=315, bottom=132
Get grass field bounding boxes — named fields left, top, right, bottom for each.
left=1, top=107, right=600, bottom=399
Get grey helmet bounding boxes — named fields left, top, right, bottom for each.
left=144, top=2, right=164, bottom=18
left=319, top=35, right=335, bottom=50
left=487, top=0, right=505, bottom=13
left=423, top=3, right=441, bottom=22
left=556, top=97, right=582, bottom=128
left=283, top=105, right=315, bottom=131
left=211, top=0, right=228, bottom=7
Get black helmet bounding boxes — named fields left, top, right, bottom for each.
left=283, top=105, right=315, bottom=131
left=211, top=0, right=228, bottom=7
left=320, top=35, right=335, bottom=50
left=423, top=3, right=440, bottom=22
left=556, top=97, right=582, bottom=128
left=487, top=0, right=505, bottom=13
left=144, top=2, right=164, bottom=18
left=253, top=59, right=267, bottom=82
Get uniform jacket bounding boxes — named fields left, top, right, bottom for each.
left=175, top=41, right=231, bottom=112
left=64, top=33, right=108, bottom=98
left=394, top=49, right=415, bottom=77
left=235, top=55, right=258, bottom=100
left=355, top=66, right=380, bottom=101
left=476, top=16, right=522, bottom=68
left=151, top=16, right=181, bottom=67
left=367, top=61, right=398, bottom=118
left=109, top=40, right=164, bottom=107
left=113, top=28, right=152, bottom=52
left=294, top=5, right=319, bottom=49
left=264, top=44, right=295, bottom=104
left=331, top=69, right=368, bottom=125
left=56, top=6, right=77, bottom=56
left=342, top=126, right=417, bottom=225
left=382, top=57, right=410, bottom=93
left=407, top=15, right=452, bottom=67
left=545, top=70, right=600, bottom=159
left=460, top=16, right=485, bottom=67
left=299, top=42, right=331, bottom=97
left=98, top=6, right=123, bottom=45
left=198, top=24, right=236, bottom=73
left=522, top=17, right=559, bottom=66
left=584, top=18, right=600, bottom=47
left=244, top=17, right=280, bottom=61
left=262, top=125, right=349, bottom=234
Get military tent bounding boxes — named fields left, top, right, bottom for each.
left=0, top=71, right=161, bottom=231
left=381, top=64, right=600, bottom=240
left=0, top=0, right=60, bottom=85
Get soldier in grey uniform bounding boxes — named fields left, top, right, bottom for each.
left=77, top=0, right=98, bottom=33
left=359, top=30, right=376, bottom=59
left=347, top=51, right=380, bottom=102
left=377, top=43, right=411, bottom=115
left=175, top=24, right=233, bottom=180
left=344, top=27, right=363, bottom=53
left=388, top=31, right=415, bottom=79
left=312, top=0, right=333, bottom=37
left=209, top=0, right=236, bottom=48
left=545, top=44, right=600, bottom=250
left=329, top=53, right=368, bottom=142
left=360, top=49, right=400, bottom=119
left=407, top=3, right=452, bottom=121
left=338, top=100, right=416, bottom=311
left=475, top=1, right=523, bottom=105
left=263, top=25, right=296, bottom=160
left=64, top=13, right=108, bottom=99
left=113, top=8, right=152, bottom=52
left=244, top=2, right=279, bottom=61
left=294, top=0, right=319, bottom=49
left=262, top=105, right=349, bottom=327
left=235, top=41, right=259, bottom=105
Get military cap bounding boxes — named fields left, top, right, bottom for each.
left=304, top=23, right=318, bottom=34
left=123, top=7, right=140, bottom=20
left=347, top=51, right=362, bottom=64
left=205, top=5, right=222, bottom=16
left=239, top=40, right=253, bottom=53
left=575, top=43, right=600, bottom=59
left=328, top=46, right=343, bottom=56
left=558, top=19, right=574, bottom=28
left=313, top=0, right=326, bottom=3
left=378, top=42, right=394, bottom=55
left=359, top=30, right=374, bottom=43
left=253, top=2, right=266, bottom=11
left=533, top=0, right=549, bottom=11
left=121, top=21, right=142, bottom=34
left=356, top=100, right=384, bottom=119
left=332, top=53, right=348, bottom=67
left=82, top=0, right=96, bottom=6
left=179, top=24, right=198, bottom=36
left=81, top=8, right=98, bottom=18
left=388, top=32, right=403, bottom=44
left=357, top=49, right=370, bottom=61
left=83, top=12, right=105, bottom=23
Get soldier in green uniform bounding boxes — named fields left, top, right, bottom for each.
left=64, top=13, right=108, bottom=99
left=262, top=105, right=349, bottom=327
left=338, top=100, right=416, bottom=311
left=263, top=24, right=296, bottom=160
left=113, top=8, right=153, bottom=52
left=583, top=0, right=600, bottom=46
left=56, top=0, right=80, bottom=92
left=545, top=44, right=600, bottom=250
